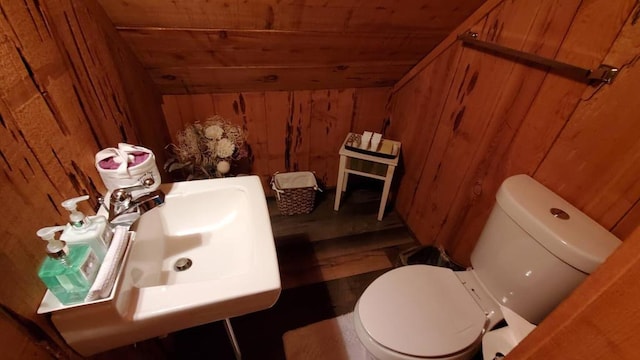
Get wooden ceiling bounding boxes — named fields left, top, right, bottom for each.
left=98, top=0, right=487, bottom=94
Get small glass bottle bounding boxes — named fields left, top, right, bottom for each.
left=37, top=226, right=101, bottom=305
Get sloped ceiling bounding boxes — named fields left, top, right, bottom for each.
left=98, top=0, right=487, bottom=94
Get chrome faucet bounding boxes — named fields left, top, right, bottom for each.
left=107, top=178, right=165, bottom=226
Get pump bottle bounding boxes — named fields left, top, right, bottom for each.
left=37, top=226, right=101, bottom=305
left=60, top=196, right=112, bottom=261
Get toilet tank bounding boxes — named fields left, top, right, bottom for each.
left=471, top=174, right=621, bottom=324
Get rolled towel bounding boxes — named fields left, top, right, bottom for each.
left=371, top=133, right=382, bottom=151
left=85, top=226, right=131, bottom=301
left=361, top=131, right=373, bottom=149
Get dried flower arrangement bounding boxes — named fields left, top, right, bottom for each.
left=164, top=115, right=248, bottom=179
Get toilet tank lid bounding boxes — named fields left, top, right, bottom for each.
left=496, top=175, right=621, bottom=274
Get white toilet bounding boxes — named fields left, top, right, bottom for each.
left=354, top=174, right=621, bottom=360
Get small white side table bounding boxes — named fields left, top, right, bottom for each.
left=333, top=133, right=401, bottom=221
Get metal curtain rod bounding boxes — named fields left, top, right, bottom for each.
left=457, top=31, right=619, bottom=85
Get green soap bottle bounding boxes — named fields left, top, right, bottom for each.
left=37, top=226, right=101, bottom=305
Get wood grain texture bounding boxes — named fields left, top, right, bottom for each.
left=119, top=29, right=445, bottom=68
left=387, top=45, right=463, bottom=220
left=149, top=63, right=411, bottom=94
left=99, top=0, right=486, bottom=32
left=309, top=89, right=354, bottom=187
left=162, top=87, right=391, bottom=191
left=398, top=0, right=583, bottom=256
left=264, top=91, right=292, bottom=178
left=387, top=0, right=639, bottom=266
left=350, top=87, right=391, bottom=135
left=427, top=0, right=584, bottom=260
left=43, top=0, right=171, bottom=168
left=448, top=0, right=637, bottom=261
left=534, top=5, right=640, bottom=231
left=97, top=0, right=488, bottom=93
left=612, top=201, right=640, bottom=240
left=0, top=3, right=108, bottom=355
left=0, top=303, right=65, bottom=359
left=0, top=0, right=166, bottom=358
left=392, top=0, right=504, bottom=92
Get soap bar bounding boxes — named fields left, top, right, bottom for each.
left=379, top=141, right=393, bottom=155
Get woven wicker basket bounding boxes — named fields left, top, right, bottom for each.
left=271, top=172, right=320, bottom=215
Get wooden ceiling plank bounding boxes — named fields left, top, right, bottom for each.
left=150, top=63, right=413, bottom=94
left=98, top=0, right=486, bottom=33
left=119, top=28, right=447, bottom=68
left=96, top=1, right=490, bottom=93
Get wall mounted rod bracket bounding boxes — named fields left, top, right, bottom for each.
left=457, top=31, right=619, bottom=85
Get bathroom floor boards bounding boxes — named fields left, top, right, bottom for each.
left=92, top=183, right=419, bottom=360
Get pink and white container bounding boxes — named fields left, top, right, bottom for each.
left=95, top=143, right=160, bottom=196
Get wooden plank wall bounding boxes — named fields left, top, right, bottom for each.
left=43, top=0, right=172, bottom=169
left=97, top=0, right=487, bottom=93
left=387, top=0, right=640, bottom=265
left=162, top=88, right=390, bottom=191
left=0, top=0, right=167, bottom=358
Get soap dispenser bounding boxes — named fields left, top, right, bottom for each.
left=60, top=196, right=111, bottom=261
left=37, top=226, right=101, bottom=305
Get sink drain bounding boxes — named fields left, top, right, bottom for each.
left=174, top=258, right=192, bottom=271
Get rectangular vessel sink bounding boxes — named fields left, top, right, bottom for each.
left=125, top=175, right=281, bottom=320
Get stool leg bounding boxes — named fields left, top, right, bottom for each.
left=378, top=165, right=396, bottom=221
left=334, top=155, right=347, bottom=211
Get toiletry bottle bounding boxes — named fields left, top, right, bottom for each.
left=37, top=226, right=101, bottom=305
left=60, top=196, right=112, bottom=261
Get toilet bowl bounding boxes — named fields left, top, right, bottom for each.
left=354, top=266, right=493, bottom=360
left=354, top=175, right=621, bottom=360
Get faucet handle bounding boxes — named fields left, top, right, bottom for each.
left=110, top=188, right=133, bottom=203
left=110, top=176, right=156, bottom=203
left=117, top=176, right=155, bottom=192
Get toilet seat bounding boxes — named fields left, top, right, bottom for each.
left=356, top=265, right=487, bottom=358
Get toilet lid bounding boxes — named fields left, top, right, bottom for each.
left=357, top=265, right=486, bottom=358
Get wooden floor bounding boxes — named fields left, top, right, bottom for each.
left=92, top=184, right=419, bottom=360
left=270, top=186, right=416, bottom=289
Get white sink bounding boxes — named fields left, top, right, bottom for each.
left=126, top=176, right=280, bottom=320
left=43, top=176, right=281, bottom=356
